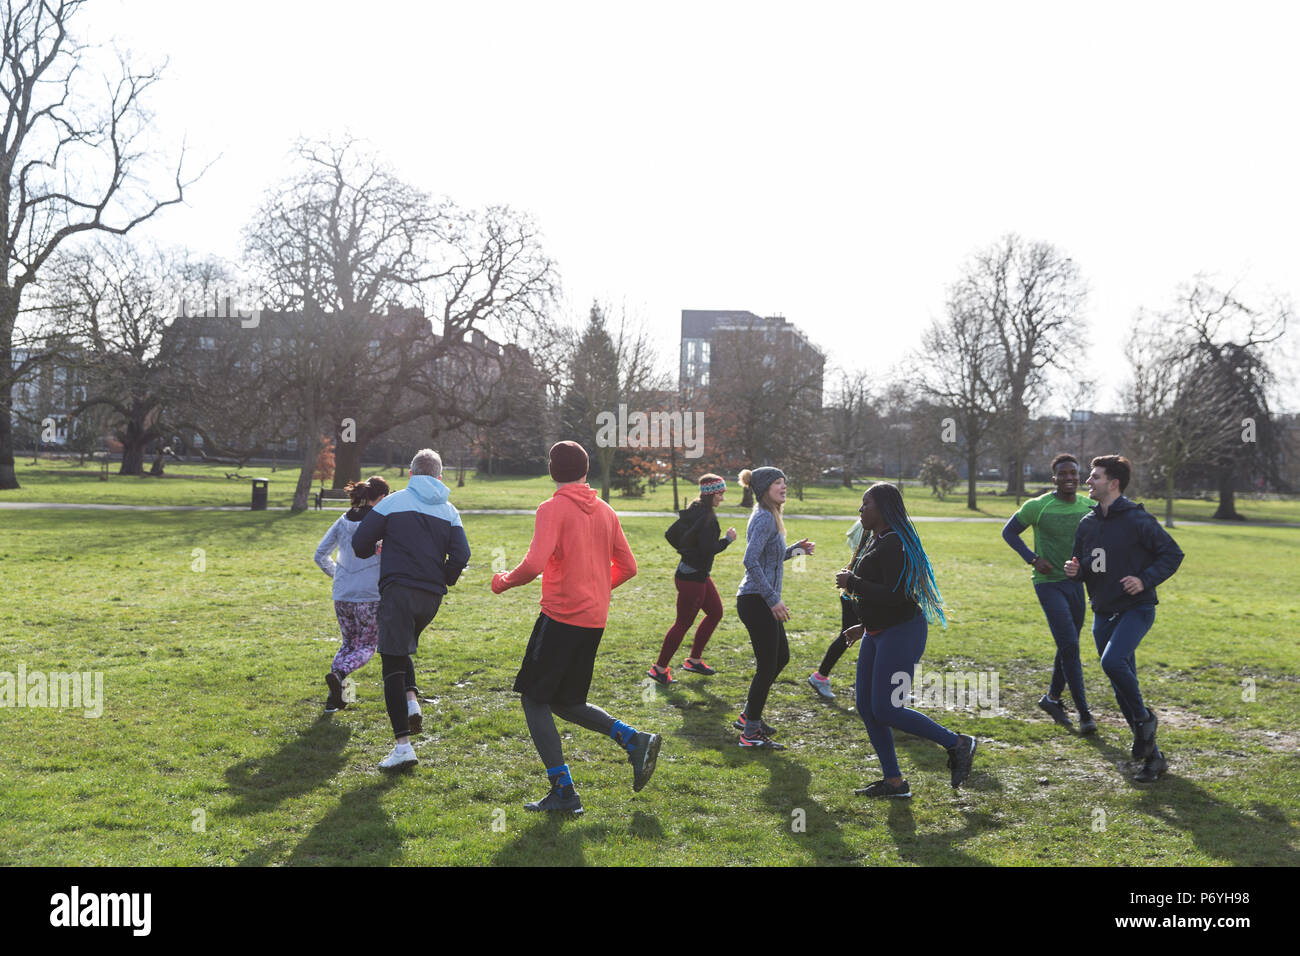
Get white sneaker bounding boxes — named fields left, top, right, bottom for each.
left=379, top=743, right=417, bottom=770
left=808, top=672, right=835, bottom=700
left=407, top=699, right=423, bottom=735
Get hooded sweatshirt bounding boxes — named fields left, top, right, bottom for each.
left=352, top=475, right=470, bottom=595
left=491, top=482, right=637, bottom=628
left=1070, top=495, right=1183, bottom=615
left=315, top=505, right=382, bottom=602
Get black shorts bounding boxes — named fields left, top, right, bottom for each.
left=376, top=584, right=443, bottom=656
left=512, top=613, right=604, bottom=706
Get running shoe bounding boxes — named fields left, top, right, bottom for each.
left=407, top=699, right=423, bottom=735
left=947, top=734, right=977, bottom=788
left=732, top=712, right=777, bottom=736
left=627, top=731, right=662, bottom=792
left=378, top=743, right=417, bottom=770
left=681, top=659, right=716, bottom=675
left=647, top=665, right=675, bottom=685
left=1133, top=749, right=1168, bottom=783
left=1037, top=694, right=1073, bottom=729
left=808, top=672, right=835, bottom=700
left=738, top=729, right=784, bottom=749
left=854, top=779, right=912, bottom=798
left=525, top=783, right=584, bottom=815
left=324, top=672, right=346, bottom=713
left=1078, top=712, right=1098, bottom=735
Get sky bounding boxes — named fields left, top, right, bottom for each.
left=74, top=0, right=1300, bottom=413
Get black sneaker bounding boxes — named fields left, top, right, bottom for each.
left=947, top=734, right=977, bottom=788
left=1078, top=712, right=1098, bottom=735
left=525, top=783, right=584, bottom=815
left=1133, top=749, right=1168, bottom=783
left=738, top=729, right=784, bottom=750
left=324, top=672, right=346, bottom=712
left=732, top=712, right=777, bottom=736
left=627, top=731, right=662, bottom=793
left=1037, top=695, right=1073, bottom=729
left=854, top=778, right=912, bottom=798
left=1136, top=709, right=1158, bottom=760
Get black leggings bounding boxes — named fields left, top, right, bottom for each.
left=737, top=593, right=789, bottom=721
left=818, top=599, right=863, bottom=676
left=521, top=694, right=617, bottom=768
left=381, top=653, right=418, bottom=739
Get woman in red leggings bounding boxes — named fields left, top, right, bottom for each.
left=649, top=474, right=737, bottom=683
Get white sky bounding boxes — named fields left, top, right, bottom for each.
left=77, top=0, right=1300, bottom=413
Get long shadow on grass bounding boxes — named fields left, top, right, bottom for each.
left=490, top=814, right=616, bottom=866
left=1083, top=735, right=1300, bottom=866
left=278, top=776, right=405, bottom=866
left=672, top=685, right=859, bottom=865
left=224, top=716, right=351, bottom=816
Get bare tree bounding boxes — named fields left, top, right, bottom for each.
left=1, top=0, right=195, bottom=488
left=826, top=368, right=876, bottom=487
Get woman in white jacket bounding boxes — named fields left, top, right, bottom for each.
left=314, top=475, right=390, bottom=712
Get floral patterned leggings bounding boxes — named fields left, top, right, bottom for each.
left=332, top=600, right=380, bottom=677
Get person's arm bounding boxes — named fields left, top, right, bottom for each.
left=444, top=514, right=471, bottom=587
left=492, top=502, right=557, bottom=592
left=1066, top=522, right=1090, bottom=582
left=1002, top=515, right=1037, bottom=564
left=1135, top=513, right=1185, bottom=591
left=610, top=518, right=638, bottom=590
left=742, top=511, right=782, bottom=607
left=847, top=538, right=914, bottom=607
left=351, top=508, right=387, bottom=559
left=314, top=519, right=341, bottom=576
left=713, top=530, right=733, bottom=555
left=681, top=507, right=709, bottom=551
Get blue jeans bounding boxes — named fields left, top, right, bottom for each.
left=1092, top=605, right=1156, bottom=730
left=855, top=614, right=960, bottom=779
left=1034, top=580, right=1089, bottom=713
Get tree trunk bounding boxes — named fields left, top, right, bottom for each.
left=670, top=443, right=679, bottom=511
left=741, top=486, right=754, bottom=509
left=1164, top=470, right=1176, bottom=529
left=967, top=448, right=979, bottom=511
left=0, top=294, right=20, bottom=489
left=333, top=435, right=361, bottom=488
left=119, top=417, right=149, bottom=476
left=291, top=436, right=318, bottom=512
left=1212, top=466, right=1244, bottom=520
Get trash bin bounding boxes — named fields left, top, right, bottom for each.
left=251, top=478, right=269, bottom=511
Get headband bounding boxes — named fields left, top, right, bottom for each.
left=699, top=479, right=726, bottom=495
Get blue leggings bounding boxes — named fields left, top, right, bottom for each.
left=1092, top=605, right=1155, bottom=730
left=1034, top=580, right=1090, bottom=712
left=855, top=614, right=960, bottom=779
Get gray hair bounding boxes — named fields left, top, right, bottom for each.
left=410, top=449, right=443, bottom=477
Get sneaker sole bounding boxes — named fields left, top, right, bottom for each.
left=738, top=738, right=784, bottom=749
left=1037, top=699, right=1073, bottom=729
left=855, top=789, right=912, bottom=798
left=525, top=803, right=585, bottom=815
left=379, top=757, right=417, bottom=771
left=633, top=734, right=662, bottom=793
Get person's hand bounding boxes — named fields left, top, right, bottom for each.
left=842, top=624, right=865, bottom=644
left=1031, top=556, right=1054, bottom=575
left=835, top=570, right=851, bottom=589
left=1063, top=556, right=1080, bottom=578
left=725, top=527, right=737, bottom=542
left=770, top=600, right=791, bottom=622
left=1119, top=575, right=1145, bottom=595
left=375, top=541, right=383, bottom=555
left=491, top=572, right=510, bottom=594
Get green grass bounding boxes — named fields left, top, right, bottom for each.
left=8, top=459, right=1300, bottom=524
left=1, top=506, right=1297, bottom=866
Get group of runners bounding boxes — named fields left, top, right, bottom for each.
left=313, top=442, right=1183, bottom=814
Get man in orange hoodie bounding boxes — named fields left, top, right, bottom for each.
left=491, top=440, right=661, bottom=815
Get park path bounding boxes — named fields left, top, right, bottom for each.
left=1, top=501, right=1296, bottom=527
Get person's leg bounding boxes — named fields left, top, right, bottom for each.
left=656, top=578, right=704, bottom=669
left=687, top=577, right=724, bottom=660
left=855, top=630, right=901, bottom=780
left=380, top=653, right=413, bottom=742
left=331, top=601, right=362, bottom=678
left=521, top=693, right=581, bottom=810
left=1098, top=606, right=1156, bottom=725
left=1062, top=581, right=1090, bottom=716
left=1036, top=581, right=1091, bottom=718
left=868, top=616, right=961, bottom=750
left=1093, top=613, right=1140, bottom=730
left=818, top=600, right=860, bottom=677
left=738, top=595, right=779, bottom=722
left=1035, top=584, right=1070, bottom=702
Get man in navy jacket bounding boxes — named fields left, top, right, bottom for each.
left=353, top=448, right=470, bottom=769
left=1065, top=455, right=1183, bottom=782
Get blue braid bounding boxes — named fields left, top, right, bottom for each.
left=875, top=494, right=947, bottom=628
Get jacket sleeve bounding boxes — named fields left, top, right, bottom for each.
left=1002, top=515, right=1036, bottom=564
left=351, top=508, right=386, bottom=559
left=742, top=511, right=782, bottom=607
left=1071, top=521, right=1091, bottom=583
left=314, top=518, right=341, bottom=577
left=713, top=533, right=732, bottom=556
left=610, top=518, right=638, bottom=590
left=1136, top=513, right=1184, bottom=591
left=681, top=506, right=710, bottom=551
left=498, top=502, right=557, bottom=589
left=444, top=518, right=471, bottom=587
left=847, top=537, right=914, bottom=608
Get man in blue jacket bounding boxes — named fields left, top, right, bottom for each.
left=353, top=449, right=470, bottom=769
left=1065, top=455, right=1183, bottom=782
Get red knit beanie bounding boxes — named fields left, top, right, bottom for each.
left=549, top=441, right=589, bottom=482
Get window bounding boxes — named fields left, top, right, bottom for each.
left=199, top=337, right=216, bottom=350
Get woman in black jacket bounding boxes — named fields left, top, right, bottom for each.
left=649, top=474, right=737, bottom=683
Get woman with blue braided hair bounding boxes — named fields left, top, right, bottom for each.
left=839, top=482, right=977, bottom=797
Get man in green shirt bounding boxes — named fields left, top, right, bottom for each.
left=1002, top=454, right=1096, bottom=733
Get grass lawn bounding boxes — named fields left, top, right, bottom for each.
left=8, top=459, right=1300, bottom=524
left=1, top=505, right=1297, bottom=866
